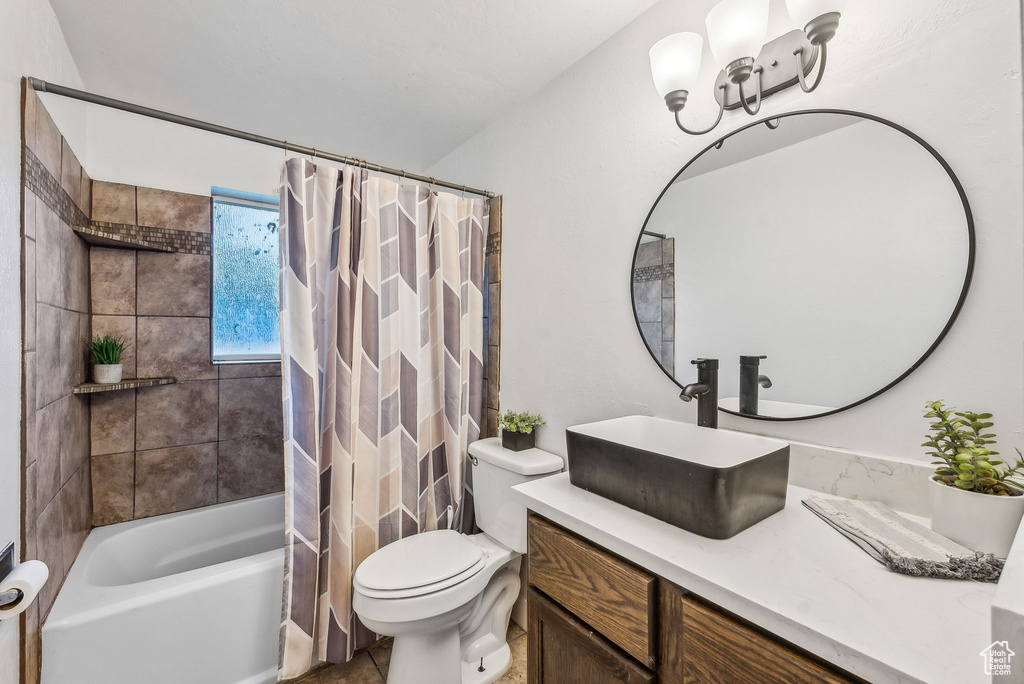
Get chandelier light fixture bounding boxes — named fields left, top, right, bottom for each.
left=650, top=0, right=846, bottom=135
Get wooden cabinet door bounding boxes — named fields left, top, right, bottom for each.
left=527, top=589, right=654, bottom=684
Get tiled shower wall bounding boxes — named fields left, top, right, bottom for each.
left=483, top=196, right=502, bottom=437
left=633, top=237, right=675, bottom=375
left=88, top=181, right=285, bottom=526
left=21, top=84, right=94, bottom=681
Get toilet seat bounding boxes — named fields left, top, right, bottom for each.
left=354, top=530, right=486, bottom=599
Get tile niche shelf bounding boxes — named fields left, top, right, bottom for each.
left=72, top=225, right=175, bottom=252
left=73, top=377, right=177, bottom=395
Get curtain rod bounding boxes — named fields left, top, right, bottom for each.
left=28, top=77, right=496, bottom=199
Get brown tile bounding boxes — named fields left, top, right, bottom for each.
left=486, top=251, right=501, bottom=284
left=507, top=621, right=525, bottom=642
left=24, top=236, right=35, bottom=350
left=91, top=315, right=136, bottom=379
left=219, top=376, right=283, bottom=441
left=90, top=389, right=135, bottom=455
left=36, top=304, right=62, bottom=408
left=35, top=395, right=64, bottom=507
left=137, top=252, right=211, bottom=316
left=136, top=316, right=216, bottom=380
left=301, top=652, right=383, bottom=684
left=218, top=362, right=282, bottom=379
left=60, top=459, right=92, bottom=574
left=92, top=453, right=134, bottom=526
left=24, top=352, right=36, bottom=465
left=137, top=187, right=210, bottom=233
left=35, top=199, right=65, bottom=308
left=68, top=230, right=90, bottom=313
left=61, top=394, right=90, bottom=488
left=80, top=167, right=92, bottom=220
left=60, top=309, right=87, bottom=391
left=35, top=496, right=64, bottom=617
left=135, top=443, right=217, bottom=518
left=91, top=181, right=136, bottom=224
left=368, top=638, right=393, bottom=681
left=24, top=593, right=40, bottom=684
left=218, top=435, right=284, bottom=502
left=24, top=188, right=37, bottom=239
left=91, top=247, right=136, bottom=315
left=487, top=284, right=500, bottom=347
left=24, top=82, right=39, bottom=156
left=496, top=633, right=527, bottom=683
left=60, top=139, right=82, bottom=208
left=32, top=98, right=62, bottom=180
left=136, top=380, right=218, bottom=450
left=24, top=462, right=38, bottom=557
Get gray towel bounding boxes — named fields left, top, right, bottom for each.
left=803, top=496, right=1004, bottom=582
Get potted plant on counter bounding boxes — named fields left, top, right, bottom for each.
left=85, top=334, right=128, bottom=384
left=923, top=400, right=1024, bottom=557
left=499, top=410, right=545, bottom=452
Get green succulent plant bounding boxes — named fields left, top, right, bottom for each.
left=499, top=410, right=545, bottom=435
left=923, top=400, right=1024, bottom=496
left=84, top=334, right=129, bottom=366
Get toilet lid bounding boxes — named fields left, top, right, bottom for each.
left=355, top=530, right=484, bottom=592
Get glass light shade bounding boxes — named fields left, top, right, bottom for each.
left=705, top=0, right=770, bottom=70
left=785, top=0, right=846, bottom=29
left=649, top=33, right=704, bottom=97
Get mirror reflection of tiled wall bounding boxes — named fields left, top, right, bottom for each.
left=632, top=237, right=675, bottom=376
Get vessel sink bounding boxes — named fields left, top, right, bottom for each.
left=565, top=415, right=790, bottom=539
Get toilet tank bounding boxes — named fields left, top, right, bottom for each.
left=469, top=438, right=563, bottom=553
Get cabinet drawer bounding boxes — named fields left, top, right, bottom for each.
left=528, top=589, right=654, bottom=684
left=527, top=515, right=656, bottom=667
left=681, top=596, right=854, bottom=684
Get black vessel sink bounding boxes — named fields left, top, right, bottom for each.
left=566, top=416, right=790, bottom=539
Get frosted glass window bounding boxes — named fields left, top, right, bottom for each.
left=212, top=194, right=281, bottom=362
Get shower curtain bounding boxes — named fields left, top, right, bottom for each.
left=276, top=159, right=488, bottom=678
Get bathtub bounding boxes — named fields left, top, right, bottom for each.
left=42, top=493, right=285, bottom=684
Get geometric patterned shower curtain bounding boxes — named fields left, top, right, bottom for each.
left=276, top=159, right=488, bottom=679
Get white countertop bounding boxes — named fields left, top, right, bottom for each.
left=512, top=473, right=997, bottom=684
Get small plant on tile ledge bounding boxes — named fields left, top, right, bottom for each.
left=84, top=334, right=128, bottom=384
left=499, top=410, right=545, bottom=452
left=923, top=400, right=1024, bottom=556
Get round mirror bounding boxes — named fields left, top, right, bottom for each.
left=632, top=110, right=974, bottom=421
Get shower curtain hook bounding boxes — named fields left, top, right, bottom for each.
left=461, top=184, right=467, bottom=198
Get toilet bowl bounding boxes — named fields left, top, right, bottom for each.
left=352, top=438, right=563, bottom=684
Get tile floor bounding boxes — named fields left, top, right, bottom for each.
left=296, top=623, right=527, bottom=683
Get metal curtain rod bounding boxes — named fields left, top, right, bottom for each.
left=29, top=77, right=496, bottom=199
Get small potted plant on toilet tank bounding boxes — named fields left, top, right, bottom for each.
left=499, top=409, right=545, bottom=452
left=85, top=334, right=128, bottom=384
left=923, top=400, right=1024, bottom=557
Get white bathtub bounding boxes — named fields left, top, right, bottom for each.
left=42, top=493, right=285, bottom=684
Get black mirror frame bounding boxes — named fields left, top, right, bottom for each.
left=631, top=109, right=976, bottom=422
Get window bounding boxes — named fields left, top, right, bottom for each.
left=211, top=188, right=281, bottom=362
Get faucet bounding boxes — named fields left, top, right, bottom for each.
left=739, top=355, right=773, bottom=416
left=680, top=358, right=719, bottom=428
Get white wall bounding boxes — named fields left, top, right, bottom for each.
left=648, top=119, right=967, bottom=410
left=427, top=0, right=1024, bottom=461
left=0, top=1, right=84, bottom=681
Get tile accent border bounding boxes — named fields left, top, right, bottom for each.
left=89, top=220, right=211, bottom=255
left=24, top=146, right=88, bottom=229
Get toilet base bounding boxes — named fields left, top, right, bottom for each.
left=460, top=643, right=511, bottom=684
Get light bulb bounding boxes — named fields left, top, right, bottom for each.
left=650, top=33, right=704, bottom=99
left=705, top=0, right=770, bottom=71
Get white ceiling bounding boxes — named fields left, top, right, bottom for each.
left=47, top=0, right=661, bottom=170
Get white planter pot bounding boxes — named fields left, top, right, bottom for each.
left=92, top=364, right=123, bottom=384
left=930, top=477, right=1024, bottom=557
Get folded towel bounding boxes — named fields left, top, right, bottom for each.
left=803, top=496, right=1004, bottom=582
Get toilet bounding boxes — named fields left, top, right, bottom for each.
left=353, top=437, right=562, bottom=684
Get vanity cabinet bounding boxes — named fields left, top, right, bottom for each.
left=526, top=514, right=857, bottom=683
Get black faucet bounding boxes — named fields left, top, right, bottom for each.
left=680, top=358, right=719, bottom=428
left=739, top=355, right=773, bottom=416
